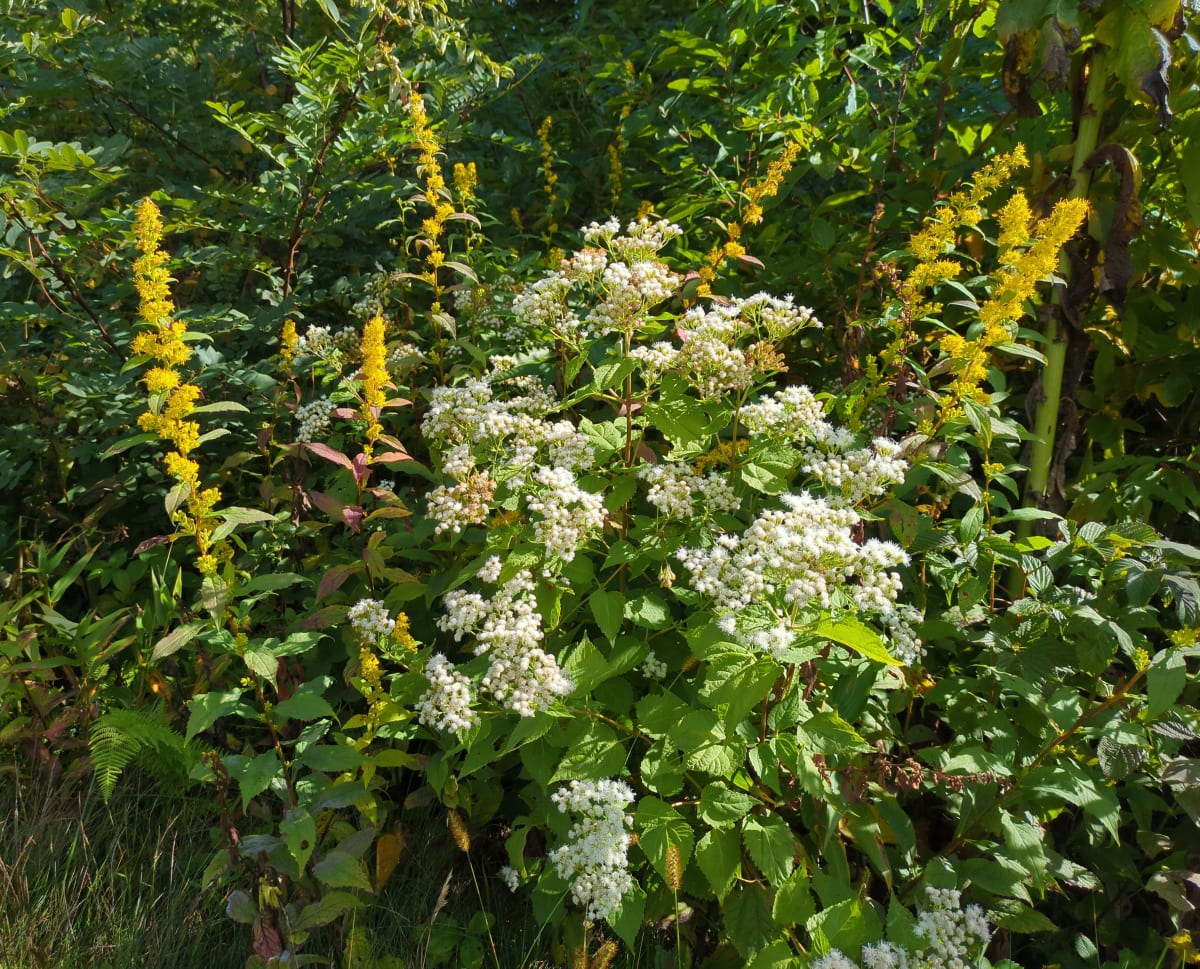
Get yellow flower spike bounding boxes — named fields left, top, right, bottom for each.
left=280, top=318, right=298, bottom=369
left=360, top=315, right=389, bottom=446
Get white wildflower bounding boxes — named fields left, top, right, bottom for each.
left=548, top=779, right=636, bottom=922
left=416, top=654, right=477, bottom=733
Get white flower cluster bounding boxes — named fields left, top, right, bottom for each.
left=677, top=304, right=755, bottom=399
left=740, top=385, right=830, bottom=439
left=348, top=598, right=393, bottom=646
left=641, top=650, right=668, bottom=679
left=526, top=466, right=606, bottom=562
left=738, top=292, right=821, bottom=340
left=548, top=778, right=636, bottom=922
left=812, top=888, right=991, bottom=969
left=498, top=865, right=520, bottom=892
left=512, top=273, right=581, bottom=340
left=629, top=341, right=680, bottom=379
left=677, top=492, right=908, bottom=652
left=587, top=259, right=682, bottom=335
left=422, top=376, right=592, bottom=490
left=582, top=217, right=682, bottom=261
left=881, top=603, right=926, bottom=666
left=638, top=462, right=740, bottom=521
left=427, top=473, right=497, bottom=535
left=296, top=324, right=357, bottom=358
left=436, top=558, right=573, bottom=717
left=416, top=653, right=477, bottom=733
left=800, top=437, right=909, bottom=506
left=295, top=397, right=335, bottom=443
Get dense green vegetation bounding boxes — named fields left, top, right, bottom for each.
left=3, top=1, right=1200, bottom=967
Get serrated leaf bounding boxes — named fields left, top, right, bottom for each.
left=695, top=827, right=741, bottom=900
left=725, top=883, right=776, bottom=958
left=816, top=615, right=899, bottom=665
left=291, top=892, right=362, bottom=932
left=699, top=783, right=756, bottom=826
left=636, top=797, right=694, bottom=883
left=742, top=815, right=795, bottom=886
left=589, top=589, right=625, bottom=643
left=1097, top=736, right=1146, bottom=780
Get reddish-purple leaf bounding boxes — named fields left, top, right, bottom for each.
left=342, top=505, right=365, bottom=532
left=371, top=450, right=411, bottom=463
left=317, top=563, right=358, bottom=601
left=308, top=490, right=345, bottom=519
left=133, top=535, right=172, bottom=555
left=304, top=442, right=354, bottom=471
left=352, top=451, right=369, bottom=486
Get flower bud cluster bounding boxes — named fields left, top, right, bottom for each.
left=812, top=888, right=991, bottom=969
left=428, top=473, right=498, bottom=535
left=295, top=397, right=335, bottom=443
left=296, top=324, right=358, bottom=360
left=526, top=466, right=606, bottom=562
left=416, top=653, right=477, bottom=733
left=800, top=437, right=908, bottom=506
left=435, top=558, right=573, bottom=718
left=638, top=462, right=740, bottom=521
left=548, top=778, right=636, bottom=922
left=348, top=598, right=394, bottom=647
left=678, top=492, right=908, bottom=654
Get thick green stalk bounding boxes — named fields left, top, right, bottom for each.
left=1022, top=49, right=1107, bottom=515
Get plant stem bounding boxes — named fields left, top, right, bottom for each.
left=1022, top=49, right=1106, bottom=516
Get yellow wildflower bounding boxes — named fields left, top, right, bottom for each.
left=360, top=315, right=389, bottom=446
left=280, top=318, right=298, bottom=370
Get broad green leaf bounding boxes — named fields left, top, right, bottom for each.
left=742, top=815, right=795, bottom=886
left=699, top=783, right=756, bottom=826
left=272, top=690, right=335, bottom=723
left=281, top=807, right=317, bottom=873
left=187, top=689, right=253, bottom=741
left=772, top=868, right=815, bottom=927
left=589, top=589, right=625, bottom=643
left=725, top=883, right=776, bottom=958
left=312, top=851, right=373, bottom=893
left=636, top=796, right=694, bottom=883
left=695, top=827, right=741, bottom=899
left=815, top=615, right=898, bottom=665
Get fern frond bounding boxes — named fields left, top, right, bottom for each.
left=88, top=707, right=196, bottom=800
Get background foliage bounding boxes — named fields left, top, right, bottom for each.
left=2, top=1, right=1200, bottom=967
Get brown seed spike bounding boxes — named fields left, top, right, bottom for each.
left=590, top=940, right=620, bottom=969
left=447, top=808, right=470, bottom=852
left=665, top=844, right=683, bottom=892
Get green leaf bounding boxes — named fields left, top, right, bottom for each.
left=799, top=711, right=871, bottom=754
left=312, top=851, right=373, bottom=893
left=298, top=742, right=365, bottom=773
left=742, top=815, right=795, bottom=886
left=291, top=892, right=362, bottom=932
left=639, top=739, right=685, bottom=796
left=273, top=690, right=335, bottom=723
left=745, top=941, right=796, bottom=969
left=815, top=615, right=898, bottom=665
left=609, top=883, right=646, bottom=948
left=807, top=895, right=880, bottom=957
left=551, top=721, right=624, bottom=782
left=725, top=883, right=776, bottom=958
left=637, top=692, right=691, bottom=738
left=243, top=647, right=278, bottom=681
left=636, top=796, right=694, bottom=883
left=699, top=783, right=757, bottom=826
left=1147, top=649, right=1187, bottom=717
left=230, top=750, right=281, bottom=809
left=992, top=905, right=1058, bottom=933
left=281, top=807, right=317, bottom=873
left=219, top=506, right=278, bottom=525
left=589, top=589, right=625, bottom=643
left=187, top=689, right=252, bottom=741
left=152, top=620, right=205, bottom=661
left=772, top=868, right=815, bottom=928
left=695, top=827, right=741, bottom=899
left=225, top=890, right=258, bottom=924
left=625, top=592, right=672, bottom=629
